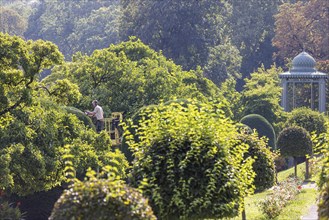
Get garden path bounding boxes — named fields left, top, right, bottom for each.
left=300, top=182, right=318, bottom=220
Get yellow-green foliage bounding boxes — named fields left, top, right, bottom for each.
left=49, top=173, right=156, bottom=220
left=125, top=101, right=255, bottom=219
left=314, top=132, right=329, bottom=219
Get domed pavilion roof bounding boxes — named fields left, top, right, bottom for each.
left=290, top=51, right=316, bottom=73
left=279, top=51, right=327, bottom=79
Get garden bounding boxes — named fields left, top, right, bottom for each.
left=1, top=0, right=329, bottom=219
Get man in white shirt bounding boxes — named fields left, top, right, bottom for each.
left=86, top=100, right=104, bottom=133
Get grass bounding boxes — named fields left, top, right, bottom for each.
left=228, top=162, right=319, bottom=220
left=277, top=188, right=318, bottom=220
left=277, top=162, right=306, bottom=182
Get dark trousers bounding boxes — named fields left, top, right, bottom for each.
left=96, top=120, right=104, bottom=133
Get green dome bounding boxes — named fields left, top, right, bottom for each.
left=291, top=52, right=316, bottom=73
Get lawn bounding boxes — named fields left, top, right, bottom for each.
left=228, top=162, right=319, bottom=220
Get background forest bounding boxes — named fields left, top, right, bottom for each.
left=0, top=0, right=328, bottom=219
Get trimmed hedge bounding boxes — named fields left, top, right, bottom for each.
left=49, top=179, right=156, bottom=220
left=62, top=106, right=95, bottom=130
left=277, top=126, right=312, bottom=158
left=240, top=114, right=276, bottom=150
left=237, top=132, right=276, bottom=192
left=285, top=107, right=327, bottom=136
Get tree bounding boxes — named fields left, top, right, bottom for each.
left=240, top=65, right=284, bottom=130
left=0, top=32, right=64, bottom=117
left=25, top=0, right=121, bottom=58
left=277, top=126, right=313, bottom=178
left=45, top=38, right=222, bottom=116
left=240, top=114, right=277, bottom=150
left=124, top=101, right=255, bottom=219
left=0, top=34, right=129, bottom=196
left=229, top=0, right=281, bottom=82
left=285, top=107, right=327, bottom=137
left=120, top=0, right=241, bottom=86
left=273, top=0, right=329, bottom=61
left=0, top=7, right=27, bottom=36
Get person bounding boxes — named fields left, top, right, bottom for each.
left=85, top=100, right=104, bottom=133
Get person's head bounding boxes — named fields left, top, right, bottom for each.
left=92, top=100, right=98, bottom=107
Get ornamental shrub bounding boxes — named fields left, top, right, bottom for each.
left=62, top=106, right=95, bottom=130
left=124, top=101, right=255, bottom=219
left=237, top=131, right=276, bottom=192
left=240, top=114, right=276, bottom=150
left=285, top=107, right=327, bottom=136
left=259, top=177, right=302, bottom=219
left=49, top=178, right=156, bottom=220
left=277, top=126, right=313, bottom=177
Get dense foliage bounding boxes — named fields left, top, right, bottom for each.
left=45, top=38, right=222, bottom=116
left=285, top=107, right=327, bottom=137
left=313, top=132, right=329, bottom=219
left=238, top=131, right=276, bottom=192
left=277, top=126, right=312, bottom=177
left=50, top=175, right=156, bottom=220
left=0, top=34, right=129, bottom=197
left=273, top=0, right=329, bottom=62
left=277, top=126, right=313, bottom=158
left=125, top=101, right=255, bottom=219
left=240, top=114, right=276, bottom=150
left=240, top=65, right=284, bottom=129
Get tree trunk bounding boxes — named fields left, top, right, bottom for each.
left=305, top=157, right=309, bottom=180
left=294, top=157, right=297, bottom=178
left=242, top=207, right=246, bottom=220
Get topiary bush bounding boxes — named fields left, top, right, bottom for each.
left=124, top=101, right=255, bottom=219
left=285, top=107, right=327, bottom=137
left=49, top=177, right=156, bottom=220
left=237, top=131, right=276, bottom=192
left=240, top=114, right=277, bottom=150
left=277, top=126, right=313, bottom=177
left=62, top=106, right=95, bottom=130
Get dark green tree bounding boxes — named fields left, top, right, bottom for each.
left=240, top=114, right=277, bottom=150
left=120, top=0, right=241, bottom=86
left=237, top=131, right=276, bottom=192
left=229, top=0, right=281, bottom=80
left=277, top=126, right=313, bottom=178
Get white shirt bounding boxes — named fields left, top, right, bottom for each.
left=93, top=105, right=104, bottom=120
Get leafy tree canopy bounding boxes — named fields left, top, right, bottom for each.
left=273, top=0, right=329, bottom=62
left=241, top=65, right=284, bottom=128
left=45, top=38, right=222, bottom=116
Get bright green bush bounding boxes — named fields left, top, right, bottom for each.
left=240, top=114, right=277, bottom=150
left=285, top=107, right=327, bottom=136
left=237, top=131, right=276, bottom=192
left=49, top=178, right=156, bottom=220
left=124, top=101, right=255, bottom=219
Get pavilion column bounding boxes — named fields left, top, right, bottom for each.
left=319, top=78, right=326, bottom=113
left=281, top=78, right=288, bottom=111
